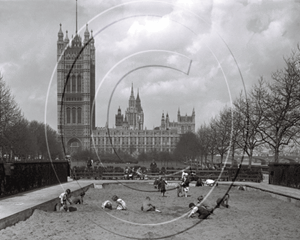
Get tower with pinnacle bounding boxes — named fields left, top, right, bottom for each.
left=57, top=1, right=95, bottom=153
left=115, top=84, right=144, bottom=130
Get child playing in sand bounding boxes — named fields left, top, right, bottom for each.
left=59, top=189, right=72, bottom=212
left=187, top=202, right=211, bottom=219
left=71, top=192, right=85, bottom=204
left=102, top=200, right=113, bottom=210
left=112, top=195, right=127, bottom=210
left=196, top=195, right=213, bottom=211
left=141, top=196, right=161, bottom=212
left=216, top=194, right=229, bottom=208
left=177, top=182, right=183, bottom=197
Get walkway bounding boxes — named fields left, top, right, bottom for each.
left=218, top=180, right=300, bottom=207
left=0, top=178, right=299, bottom=230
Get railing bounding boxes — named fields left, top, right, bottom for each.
left=70, top=166, right=265, bottom=183
left=269, top=163, right=300, bottom=189
left=227, top=167, right=263, bottom=183
left=0, top=161, right=69, bottom=198
left=72, top=166, right=125, bottom=180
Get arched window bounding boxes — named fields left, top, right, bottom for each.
left=77, top=107, right=81, bottom=124
left=77, top=74, right=81, bottom=93
left=66, top=77, right=71, bottom=93
left=66, top=108, right=71, bottom=123
left=181, top=126, right=184, bottom=133
left=72, top=107, right=76, bottom=123
left=72, top=75, right=76, bottom=93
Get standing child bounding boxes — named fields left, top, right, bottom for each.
left=112, top=195, right=127, bottom=210
left=160, top=177, right=168, bottom=197
left=59, top=189, right=72, bottom=212
left=182, top=177, right=190, bottom=197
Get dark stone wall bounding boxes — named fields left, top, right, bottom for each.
left=0, top=161, right=69, bottom=198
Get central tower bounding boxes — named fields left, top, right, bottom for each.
left=57, top=1, right=95, bottom=154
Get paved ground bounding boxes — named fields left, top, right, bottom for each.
left=218, top=181, right=300, bottom=199
left=0, top=178, right=299, bottom=230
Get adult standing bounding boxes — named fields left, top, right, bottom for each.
left=150, top=159, right=157, bottom=173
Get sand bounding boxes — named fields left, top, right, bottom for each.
left=0, top=182, right=299, bottom=240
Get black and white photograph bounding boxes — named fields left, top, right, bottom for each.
left=0, top=0, right=300, bottom=239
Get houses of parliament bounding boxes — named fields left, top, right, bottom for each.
left=57, top=19, right=195, bottom=156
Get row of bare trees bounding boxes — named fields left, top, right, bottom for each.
left=197, top=50, right=300, bottom=166
left=0, top=74, right=63, bottom=161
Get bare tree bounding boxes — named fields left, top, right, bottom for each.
left=197, top=123, right=210, bottom=169
left=234, top=88, right=265, bottom=168
left=254, top=53, right=300, bottom=162
left=212, top=108, right=231, bottom=164
left=0, top=74, right=22, bottom=160
left=206, top=120, right=218, bottom=167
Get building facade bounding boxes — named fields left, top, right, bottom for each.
left=91, top=86, right=195, bottom=154
left=57, top=24, right=95, bottom=153
left=57, top=21, right=195, bottom=155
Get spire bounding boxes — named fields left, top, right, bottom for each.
left=131, top=83, right=134, bottom=96
left=90, top=30, right=94, bottom=45
left=76, top=0, right=78, bottom=34
left=64, top=30, right=69, bottom=43
left=84, top=24, right=90, bottom=41
left=129, top=83, right=135, bottom=108
left=136, top=88, right=140, bottom=100
left=58, top=23, right=63, bottom=40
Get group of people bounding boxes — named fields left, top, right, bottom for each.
left=58, top=169, right=230, bottom=220
left=102, top=195, right=127, bottom=210
left=58, top=189, right=129, bottom=212
left=101, top=195, right=161, bottom=213
left=124, top=166, right=144, bottom=180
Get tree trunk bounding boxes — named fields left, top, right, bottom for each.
left=248, top=155, right=252, bottom=169
left=248, top=149, right=254, bottom=169
left=274, top=149, right=279, bottom=163
left=231, top=147, right=235, bottom=168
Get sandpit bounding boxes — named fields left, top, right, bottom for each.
left=0, top=182, right=299, bottom=240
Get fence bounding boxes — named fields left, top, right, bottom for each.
left=0, top=161, right=69, bottom=198
left=227, top=167, right=263, bottom=182
left=269, top=163, right=300, bottom=189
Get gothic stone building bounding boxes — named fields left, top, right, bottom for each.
left=57, top=24, right=95, bottom=153
left=57, top=24, right=195, bottom=155
left=92, top=85, right=195, bottom=155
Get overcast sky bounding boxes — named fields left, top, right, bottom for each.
left=1, top=0, right=300, bottom=131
